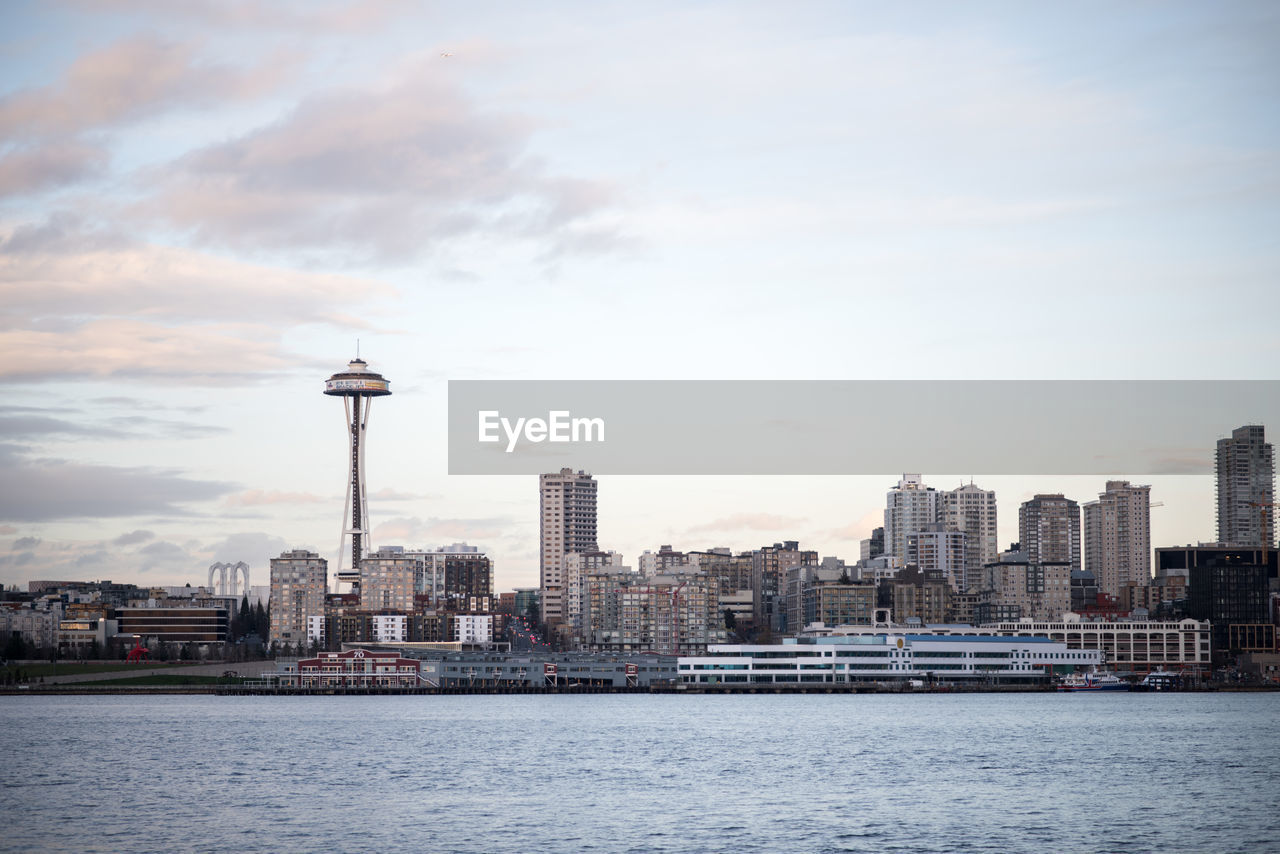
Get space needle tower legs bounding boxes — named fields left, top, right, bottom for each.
left=325, top=357, right=391, bottom=588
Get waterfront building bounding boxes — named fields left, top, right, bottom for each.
left=539, top=469, right=598, bottom=629
left=1083, top=481, right=1152, bottom=599
left=942, top=483, right=998, bottom=590
left=1020, top=494, right=1082, bottom=573
left=269, top=550, right=328, bottom=648
left=1216, top=425, right=1275, bottom=548
left=810, top=615, right=1212, bottom=674
left=677, top=634, right=1100, bottom=686
left=288, top=649, right=422, bottom=688
left=418, top=652, right=677, bottom=688
left=1157, top=544, right=1273, bottom=656
left=987, top=616, right=1212, bottom=674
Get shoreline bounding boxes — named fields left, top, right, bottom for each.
left=3, top=684, right=1277, bottom=697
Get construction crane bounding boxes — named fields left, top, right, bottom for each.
left=1248, top=502, right=1279, bottom=568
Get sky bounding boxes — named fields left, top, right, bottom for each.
left=1, top=1, right=1277, bottom=593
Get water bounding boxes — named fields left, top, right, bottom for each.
left=2, top=693, right=1278, bottom=853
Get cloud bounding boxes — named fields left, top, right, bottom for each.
left=0, top=224, right=393, bottom=383
left=67, top=0, right=409, bottom=33
left=204, top=532, right=290, bottom=565
left=12, top=536, right=41, bottom=550
left=0, top=415, right=121, bottom=440
left=0, top=443, right=234, bottom=522
left=224, top=490, right=327, bottom=508
left=144, top=61, right=620, bottom=262
left=0, top=35, right=292, bottom=141
left=371, top=515, right=514, bottom=545
left=368, top=488, right=439, bottom=501
left=112, top=529, right=155, bottom=547
left=685, top=512, right=806, bottom=535
left=0, top=35, right=296, bottom=198
left=827, top=510, right=884, bottom=542
left=0, top=142, right=108, bottom=196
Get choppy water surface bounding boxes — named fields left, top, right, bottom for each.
left=2, top=692, right=1278, bottom=853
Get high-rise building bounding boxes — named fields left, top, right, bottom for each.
left=884, top=475, right=940, bottom=562
left=906, top=523, right=967, bottom=590
left=1083, top=481, right=1151, bottom=599
left=539, top=469, right=598, bottom=629
left=565, top=550, right=624, bottom=642
left=1020, top=494, right=1082, bottom=573
left=269, top=550, right=328, bottom=648
left=1216, top=425, right=1275, bottom=548
left=752, top=541, right=818, bottom=633
left=941, top=483, right=997, bottom=590
left=358, top=548, right=422, bottom=613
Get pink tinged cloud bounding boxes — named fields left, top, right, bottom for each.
left=0, top=35, right=294, bottom=140
left=685, top=512, right=807, bottom=535
left=225, top=490, right=327, bottom=508
left=144, top=67, right=617, bottom=260
left=0, top=236, right=393, bottom=383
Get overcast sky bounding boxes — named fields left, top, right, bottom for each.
left=2, top=1, right=1277, bottom=592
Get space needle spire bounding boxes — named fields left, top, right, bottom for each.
left=324, top=355, right=391, bottom=584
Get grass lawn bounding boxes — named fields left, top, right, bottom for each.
left=72, top=674, right=244, bottom=686
left=2, top=661, right=192, bottom=679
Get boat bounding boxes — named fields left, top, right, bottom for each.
left=1056, top=671, right=1130, bottom=692
left=1132, top=670, right=1182, bottom=691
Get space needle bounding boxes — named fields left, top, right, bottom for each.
left=325, top=355, right=391, bottom=584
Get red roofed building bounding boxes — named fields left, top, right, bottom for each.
left=295, top=649, right=422, bottom=688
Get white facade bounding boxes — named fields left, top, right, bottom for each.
left=1216, top=425, right=1275, bottom=548
left=885, top=474, right=941, bottom=563
left=942, top=483, right=998, bottom=590
left=679, top=635, right=1100, bottom=685
left=454, top=614, right=494, bottom=645
left=306, top=614, right=327, bottom=646
left=1083, top=481, right=1152, bottom=599
left=370, top=614, right=408, bottom=643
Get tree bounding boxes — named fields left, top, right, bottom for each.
left=255, top=601, right=268, bottom=637
left=237, top=596, right=251, bottom=639
left=4, top=631, right=26, bottom=661
left=723, top=608, right=737, bottom=632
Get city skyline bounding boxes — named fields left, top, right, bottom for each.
left=2, top=2, right=1278, bottom=591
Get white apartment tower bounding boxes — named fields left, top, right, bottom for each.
left=1083, top=480, right=1151, bottom=600
left=539, top=469, right=599, bottom=629
left=1216, top=425, right=1275, bottom=548
left=884, top=475, right=941, bottom=563
left=941, top=483, right=998, bottom=591
left=1020, top=494, right=1082, bottom=573
left=268, top=550, right=328, bottom=649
